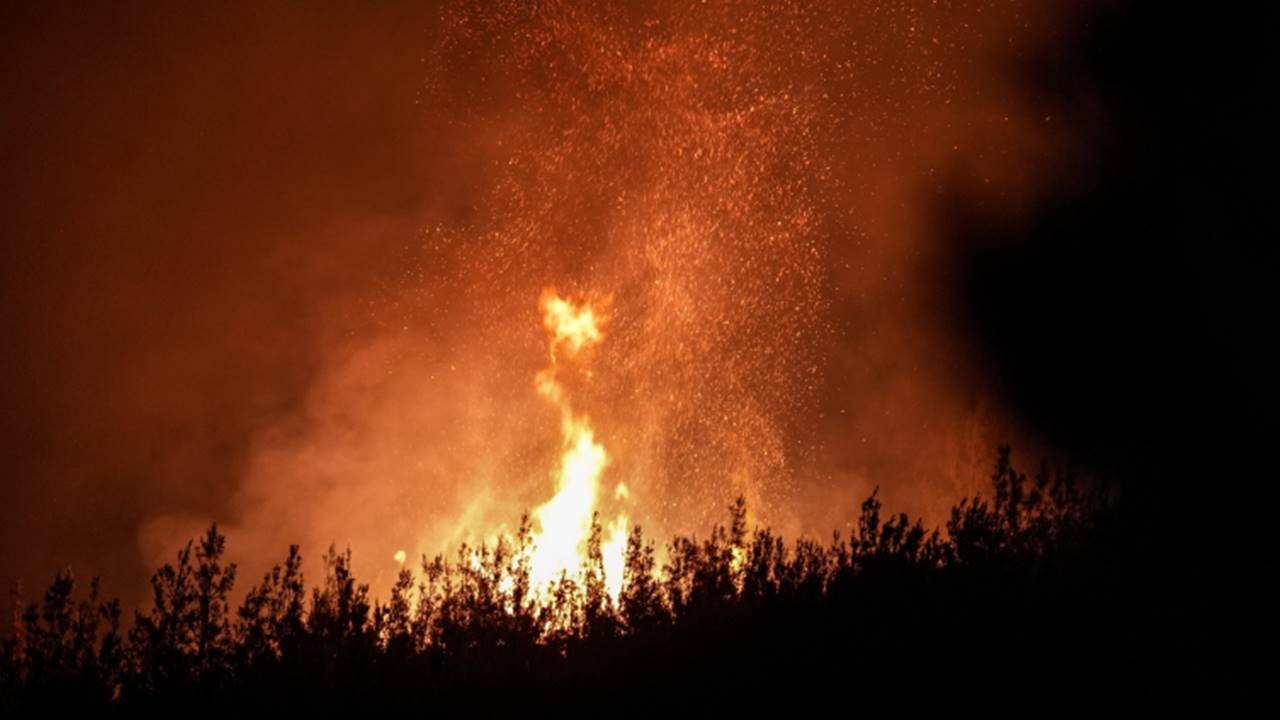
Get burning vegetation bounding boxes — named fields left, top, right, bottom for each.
left=4, top=446, right=1184, bottom=710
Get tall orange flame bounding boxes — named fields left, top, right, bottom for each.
left=528, top=289, right=629, bottom=600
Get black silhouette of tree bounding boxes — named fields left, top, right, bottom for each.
left=2, top=444, right=1164, bottom=711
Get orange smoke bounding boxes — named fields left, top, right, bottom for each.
left=142, top=0, right=1071, bottom=609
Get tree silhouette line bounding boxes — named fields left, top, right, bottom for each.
left=2, top=446, right=1197, bottom=709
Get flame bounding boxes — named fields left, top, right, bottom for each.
left=601, top=515, right=628, bottom=600
left=540, top=288, right=603, bottom=360
left=528, top=418, right=606, bottom=588
left=527, top=290, right=629, bottom=601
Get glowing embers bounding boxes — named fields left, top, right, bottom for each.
left=527, top=289, right=629, bottom=601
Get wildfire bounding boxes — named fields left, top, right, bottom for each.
left=528, top=290, right=629, bottom=600
left=540, top=290, right=603, bottom=360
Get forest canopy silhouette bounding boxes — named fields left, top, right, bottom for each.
left=3, top=446, right=1198, bottom=709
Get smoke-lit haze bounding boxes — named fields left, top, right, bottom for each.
left=2, top=1, right=1080, bottom=607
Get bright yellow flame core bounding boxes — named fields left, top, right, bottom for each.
left=527, top=290, right=629, bottom=601
left=528, top=421, right=604, bottom=588
left=541, top=290, right=603, bottom=360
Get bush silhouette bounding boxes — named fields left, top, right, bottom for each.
left=3, top=445, right=1197, bottom=710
